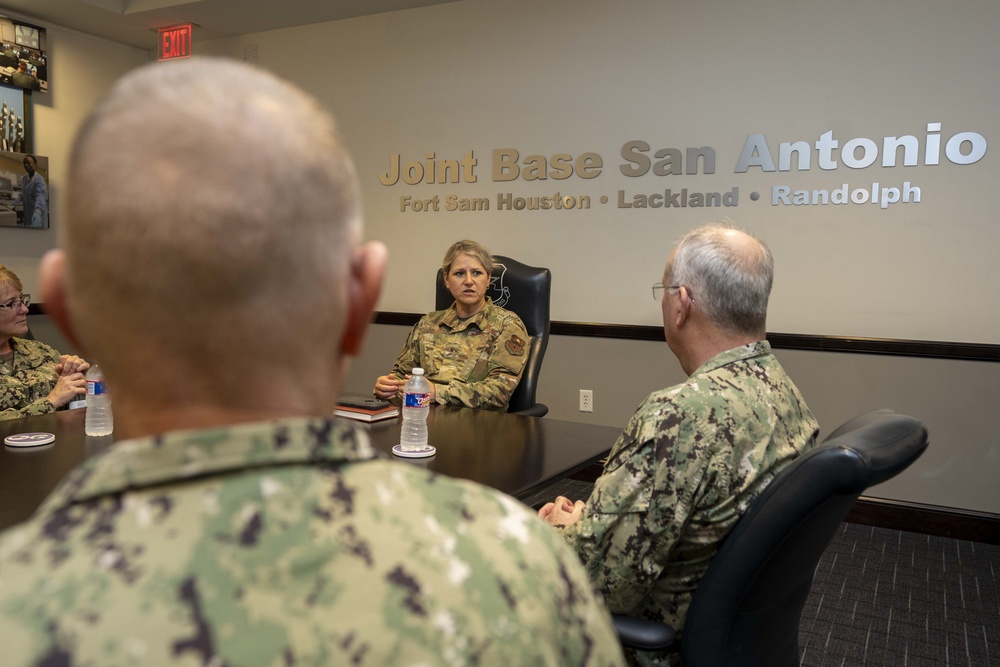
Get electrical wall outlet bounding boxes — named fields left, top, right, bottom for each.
left=579, top=389, right=593, bottom=412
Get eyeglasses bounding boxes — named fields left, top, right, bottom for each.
left=651, top=283, right=694, bottom=302
left=0, top=294, right=29, bottom=310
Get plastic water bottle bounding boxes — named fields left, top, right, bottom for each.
left=400, top=368, right=431, bottom=450
left=85, top=364, right=114, bottom=436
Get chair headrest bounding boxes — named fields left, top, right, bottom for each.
left=821, top=411, right=928, bottom=487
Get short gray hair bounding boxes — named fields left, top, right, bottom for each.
left=667, top=223, right=773, bottom=336
left=65, top=57, right=360, bottom=376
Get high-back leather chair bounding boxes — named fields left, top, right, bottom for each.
left=435, top=255, right=550, bottom=416
left=613, top=410, right=929, bottom=666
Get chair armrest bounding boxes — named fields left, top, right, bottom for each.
left=611, top=614, right=676, bottom=651
left=509, top=403, right=548, bottom=417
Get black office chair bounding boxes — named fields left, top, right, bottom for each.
left=435, top=255, right=551, bottom=416
left=613, top=409, right=929, bottom=666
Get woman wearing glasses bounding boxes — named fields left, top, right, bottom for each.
left=0, top=265, right=89, bottom=420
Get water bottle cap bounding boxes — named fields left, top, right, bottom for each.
left=412, top=368, right=424, bottom=375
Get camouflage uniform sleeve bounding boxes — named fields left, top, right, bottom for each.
left=0, top=397, right=57, bottom=421
left=374, top=317, right=432, bottom=400
left=559, top=398, right=704, bottom=615
left=0, top=341, right=59, bottom=421
left=435, top=313, right=529, bottom=411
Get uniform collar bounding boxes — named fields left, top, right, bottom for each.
left=440, top=297, right=494, bottom=332
left=690, top=340, right=772, bottom=378
left=6, top=337, right=34, bottom=366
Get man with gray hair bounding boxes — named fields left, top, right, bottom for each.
left=540, top=223, right=819, bottom=665
left=0, top=58, right=625, bottom=667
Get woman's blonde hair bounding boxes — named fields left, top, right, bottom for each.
left=441, top=240, right=493, bottom=278
left=0, top=264, right=22, bottom=292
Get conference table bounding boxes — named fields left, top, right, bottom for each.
left=0, top=405, right=620, bottom=531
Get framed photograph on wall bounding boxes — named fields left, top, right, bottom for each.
left=0, top=85, right=28, bottom=153
left=0, top=15, right=47, bottom=93
left=0, top=149, right=48, bottom=228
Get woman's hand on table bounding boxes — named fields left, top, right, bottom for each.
left=374, top=374, right=403, bottom=400
left=46, top=371, right=87, bottom=408
left=56, top=355, right=90, bottom=377
left=374, top=374, right=437, bottom=403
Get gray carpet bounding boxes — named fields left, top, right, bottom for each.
left=800, top=523, right=1000, bottom=666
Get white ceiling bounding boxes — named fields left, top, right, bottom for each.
left=0, top=0, right=459, bottom=50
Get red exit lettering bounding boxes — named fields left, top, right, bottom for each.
left=158, top=24, right=193, bottom=61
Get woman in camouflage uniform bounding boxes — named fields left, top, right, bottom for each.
left=0, top=265, right=89, bottom=420
left=374, top=240, right=529, bottom=411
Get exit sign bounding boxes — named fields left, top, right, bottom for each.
left=158, top=24, right=193, bottom=61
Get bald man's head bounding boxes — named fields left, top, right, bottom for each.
left=64, top=58, right=361, bottom=389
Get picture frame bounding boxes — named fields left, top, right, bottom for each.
left=0, top=149, right=48, bottom=229
left=0, top=15, right=47, bottom=94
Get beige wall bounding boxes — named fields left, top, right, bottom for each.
left=209, top=0, right=997, bottom=514
left=10, top=1, right=1000, bottom=517
left=202, top=0, right=1000, bottom=513
left=197, top=0, right=1000, bottom=345
left=0, top=20, right=150, bottom=292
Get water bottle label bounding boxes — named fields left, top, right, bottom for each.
left=87, top=380, right=107, bottom=396
left=403, top=392, right=430, bottom=408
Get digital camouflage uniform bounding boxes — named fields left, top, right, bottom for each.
left=560, top=342, right=818, bottom=666
left=0, top=416, right=627, bottom=667
left=392, top=298, right=528, bottom=411
left=0, top=337, right=61, bottom=420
